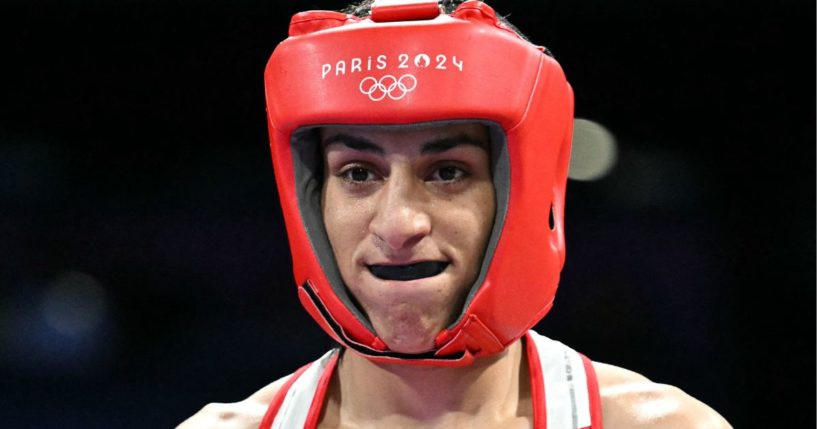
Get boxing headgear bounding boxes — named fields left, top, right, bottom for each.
left=264, top=0, right=574, bottom=366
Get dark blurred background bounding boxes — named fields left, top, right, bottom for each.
left=0, top=0, right=813, bottom=427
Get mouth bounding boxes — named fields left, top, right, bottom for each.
left=368, top=261, right=449, bottom=281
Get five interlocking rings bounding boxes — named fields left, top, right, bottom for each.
left=359, top=74, right=417, bottom=101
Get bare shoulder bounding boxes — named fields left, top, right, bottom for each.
left=592, top=361, right=732, bottom=429
left=176, top=373, right=293, bottom=429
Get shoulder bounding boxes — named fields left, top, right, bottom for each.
left=176, top=373, right=293, bottom=429
left=592, top=361, right=732, bottom=429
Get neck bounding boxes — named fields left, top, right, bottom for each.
left=324, top=340, right=531, bottom=428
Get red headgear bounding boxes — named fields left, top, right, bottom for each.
left=264, top=0, right=574, bottom=366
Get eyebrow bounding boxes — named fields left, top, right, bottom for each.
left=322, top=133, right=488, bottom=155
left=420, top=135, right=488, bottom=154
left=323, top=134, right=384, bottom=155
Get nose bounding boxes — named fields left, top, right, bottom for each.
left=369, top=171, right=431, bottom=252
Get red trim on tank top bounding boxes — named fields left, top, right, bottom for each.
left=259, top=362, right=314, bottom=429
left=303, top=351, right=340, bottom=428
left=524, top=332, right=547, bottom=429
left=580, top=353, right=604, bottom=429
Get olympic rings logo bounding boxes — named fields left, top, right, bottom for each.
left=358, top=74, right=417, bottom=101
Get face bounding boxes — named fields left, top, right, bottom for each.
left=320, top=123, right=496, bottom=354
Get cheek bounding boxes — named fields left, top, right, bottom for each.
left=323, top=186, right=347, bottom=249
left=322, top=183, right=371, bottom=269
left=466, top=182, right=497, bottom=246
left=444, top=182, right=496, bottom=264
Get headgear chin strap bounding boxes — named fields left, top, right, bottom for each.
left=264, top=0, right=574, bottom=366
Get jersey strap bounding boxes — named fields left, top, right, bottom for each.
left=526, top=330, right=603, bottom=429
left=260, top=348, right=339, bottom=429
left=260, top=332, right=602, bottom=428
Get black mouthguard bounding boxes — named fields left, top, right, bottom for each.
left=368, top=261, right=448, bottom=281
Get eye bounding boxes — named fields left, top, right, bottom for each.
left=429, top=165, right=467, bottom=182
left=339, top=165, right=377, bottom=183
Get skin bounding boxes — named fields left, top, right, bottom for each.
left=179, top=124, right=733, bottom=429
left=320, top=123, right=495, bottom=354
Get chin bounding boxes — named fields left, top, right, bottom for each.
left=384, top=335, right=435, bottom=354
left=372, top=312, right=446, bottom=354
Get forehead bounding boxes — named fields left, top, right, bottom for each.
left=319, top=123, right=490, bottom=151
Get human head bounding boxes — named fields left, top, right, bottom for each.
left=320, top=122, right=495, bottom=354
left=264, top=0, right=574, bottom=366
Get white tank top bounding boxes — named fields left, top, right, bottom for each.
left=260, top=330, right=603, bottom=429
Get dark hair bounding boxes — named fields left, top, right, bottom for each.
left=341, top=0, right=538, bottom=48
